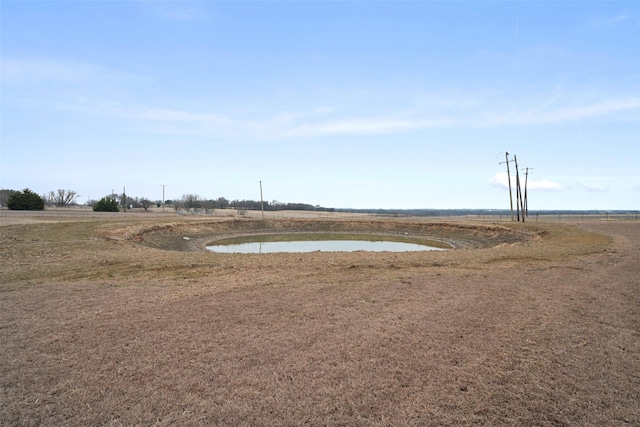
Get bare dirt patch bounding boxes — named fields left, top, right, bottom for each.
left=1, top=216, right=638, bottom=426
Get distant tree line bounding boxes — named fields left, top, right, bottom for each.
left=172, top=195, right=334, bottom=213
left=2, top=187, right=333, bottom=213
left=4, top=188, right=637, bottom=216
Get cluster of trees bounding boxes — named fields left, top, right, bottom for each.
left=93, top=196, right=119, bottom=212
left=171, top=195, right=228, bottom=213
left=1, top=188, right=160, bottom=212
left=86, top=195, right=159, bottom=211
left=1, top=188, right=81, bottom=210
left=3, top=189, right=45, bottom=210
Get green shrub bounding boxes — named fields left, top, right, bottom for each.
left=7, top=188, right=45, bottom=210
left=93, top=197, right=119, bottom=212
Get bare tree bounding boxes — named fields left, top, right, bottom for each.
left=0, top=189, right=17, bottom=207
left=181, top=194, right=202, bottom=213
left=49, top=189, right=79, bottom=207
left=216, top=197, right=229, bottom=209
left=139, top=198, right=153, bottom=210
left=202, top=199, right=217, bottom=214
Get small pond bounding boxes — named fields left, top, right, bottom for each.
left=206, top=234, right=447, bottom=254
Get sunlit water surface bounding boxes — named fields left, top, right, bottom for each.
left=206, top=240, right=445, bottom=254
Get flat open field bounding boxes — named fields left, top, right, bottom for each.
left=1, top=212, right=638, bottom=426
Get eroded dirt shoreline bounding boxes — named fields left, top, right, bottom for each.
left=133, top=218, right=537, bottom=252
left=1, top=216, right=638, bottom=426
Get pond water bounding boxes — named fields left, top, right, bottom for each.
left=206, top=239, right=446, bottom=254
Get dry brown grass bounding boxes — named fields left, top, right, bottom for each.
left=1, top=214, right=638, bottom=426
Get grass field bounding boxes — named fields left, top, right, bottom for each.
left=1, top=211, right=638, bottom=425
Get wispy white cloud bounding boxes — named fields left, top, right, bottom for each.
left=135, top=108, right=232, bottom=125
left=480, top=97, right=640, bottom=127
left=489, top=172, right=564, bottom=192
left=5, top=55, right=639, bottom=138
left=589, top=12, right=632, bottom=29
left=124, top=107, right=308, bottom=139
left=292, top=94, right=640, bottom=136
left=139, top=0, right=206, bottom=22
left=489, top=173, right=510, bottom=189
left=283, top=116, right=453, bottom=137
left=1, top=57, right=148, bottom=85
left=1, top=57, right=101, bottom=83
left=90, top=95, right=640, bottom=139
left=157, top=7, right=202, bottom=22
left=580, top=183, right=608, bottom=193
left=528, top=179, right=565, bottom=192
left=606, top=13, right=629, bottom=26
left=286, top=97, right=640, bottom=136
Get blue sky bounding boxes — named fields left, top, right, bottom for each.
left=1, top=1, right=639, bottom=210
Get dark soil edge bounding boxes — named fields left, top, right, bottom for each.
left=132, top=218, right=537, bottom=253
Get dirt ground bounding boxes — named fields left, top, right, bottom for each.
left=1, top=213, right=638, bottom=426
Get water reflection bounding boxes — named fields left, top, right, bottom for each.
left=207, top=240, right=445, bottom=254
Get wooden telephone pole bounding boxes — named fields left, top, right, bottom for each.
left=259, top=180, right=264, bottom=220
left=524, top=168, right=532, bottom=217
left=500, top=152, right=515, bottom=221
left=514, top=156, right=524, bottom=222
left=161, top=184, right=166, bottom=213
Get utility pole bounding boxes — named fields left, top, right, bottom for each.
left=524, top=168, right=532, bottom=217
left=513, top=156, right=524, bottom=222
left=514, top=156, right=524, bottom=222
left=161, top=184, right=166, bottom=213
left=500, top=152, right=515, bottom=221
left=123, top=186, right=126, bottom=212
left=259, top=180, right=264, bottom=220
